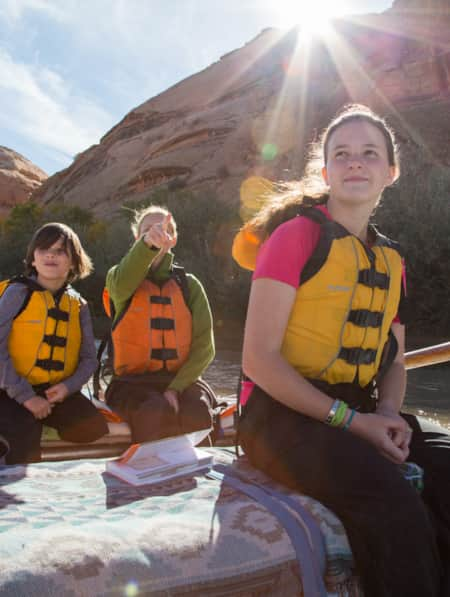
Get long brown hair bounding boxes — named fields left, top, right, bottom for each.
left=247, top=104, right=399, bottom=240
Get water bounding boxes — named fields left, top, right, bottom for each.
left=204, top=351, right=450, bottom=429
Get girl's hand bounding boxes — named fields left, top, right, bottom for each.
left=350, top=411, right=410, bottom=464
left=45, top=383, right=69, bottom=404
left=376, top=405, right=412, bottom=452
left=23, top=396, right=52, bottom=420
left=143, top=215, right=177, bottom=253
left=163, top=389, right=179, bottom=414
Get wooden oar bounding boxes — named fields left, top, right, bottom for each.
left=405, top=342, right=450, bottom=370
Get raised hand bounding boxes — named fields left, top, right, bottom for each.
left=143, top=214, right=177, bottom=253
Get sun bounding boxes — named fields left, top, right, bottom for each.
left=271, top=0, right=351, bottom=36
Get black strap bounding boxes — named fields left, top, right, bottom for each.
left=43, top=334, right=67, bottom=348
left=47, top=308, right=69, bottom=322
left=150, top=295, right=171, bottom=305
left=35, top=359, right=65, bottom=371
left=151, top=348, right=178, bottom=361
left=150, top=317, right=175, bottom=330
left=338, top=347, right=377, bottom=365
left=358, top=269, right=389, bottom=289
left=347, top=309, right=383, bottom=328
left=171, top=264, right=190, bottom=305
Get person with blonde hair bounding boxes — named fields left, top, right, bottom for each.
left=104, top=206, right=215, bottom=443
left=233, top=105, right=449, bottom=596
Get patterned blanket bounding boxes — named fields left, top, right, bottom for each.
left=0, top=449, right=362, bottom=596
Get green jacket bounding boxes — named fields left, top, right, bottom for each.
left=106, top=238, right=215, bottom=393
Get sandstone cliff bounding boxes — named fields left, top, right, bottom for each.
left=33, top=1, right=450, bottom=216
left=0, top=147, right=47, bottom=218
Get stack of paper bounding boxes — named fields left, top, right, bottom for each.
left=105, top=428, right=212, bottom=486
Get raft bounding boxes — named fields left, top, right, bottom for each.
left=1, top=343, right=449, bottom=596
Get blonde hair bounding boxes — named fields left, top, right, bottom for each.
left=247, top=103, right=399, bottom=241
left=131, top=205, right=177, bottom=238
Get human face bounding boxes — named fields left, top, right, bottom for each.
left=322, top=121, right=397, bottom=208
left=32, top=238, right=73, bottom=291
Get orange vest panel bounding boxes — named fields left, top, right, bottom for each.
left=110, top=278, right=192, bottom=375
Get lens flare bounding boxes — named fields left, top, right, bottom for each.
left=124, top=581, right=139, bottom=597
left=239, top=176, right=274, bottom=221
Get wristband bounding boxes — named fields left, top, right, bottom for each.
left=342, top=409, right=356, bottom=431
left=325, top=399, right=340, bottom=425
left=332, top=400, right=348, bottom=427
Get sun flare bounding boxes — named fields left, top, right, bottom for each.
left=272, top=0, right=351, bottom=36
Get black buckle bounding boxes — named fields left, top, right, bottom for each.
left=150, top=296, right=171, bottom=305
left=43, top=335, right=67, bottom=347
left=151, top=348, right=178, bottom=361
left=358, top=269, right=389, bottom=289
left=339, top=347, right=377, bottom=365
left=35, top=359, right=65, bottom=371
left=47, top=308, right=69, bottom=321
left=150, top=318, right=175, bottom=330
left=348, top=310, right=383, bottom=328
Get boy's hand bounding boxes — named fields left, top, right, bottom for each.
left=23, top=396, right=52, bottom=420
left=163, top=389, right=179, bottom=414
left=45, top=383, right=69, bottom=404
left=143, top=214, right=177, bottom=253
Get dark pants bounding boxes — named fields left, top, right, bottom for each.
left=106, top=374, right=213, bottom=443
left=240, top=387, right=446, bottom=597
left=0, top=389, right=108, bottom=464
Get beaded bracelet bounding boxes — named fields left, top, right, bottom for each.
left=342, top=409, right=356, bottom=431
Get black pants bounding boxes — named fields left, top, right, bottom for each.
left=0, top=389, right=108, bottom=464
left=240, top=387, right=446, bottom=597
left=106, top=374, right=213, bottom=443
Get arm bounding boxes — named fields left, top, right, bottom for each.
left=243, top=278, right=410, bottom=463
left=376, top=323, right=407, bottom=416
left=166, top=275, right=215, bottom=394
left=375, top=323, right=411, bottom=453
left=46, top=301, right=98, bottom=403
left=0, top=284, right=51, bottom=418
left=106, top=239, right=160, bottom=318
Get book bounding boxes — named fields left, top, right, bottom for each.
left=105, top=428, right=213, bottom=486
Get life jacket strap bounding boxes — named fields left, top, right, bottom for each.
left=150, top=317, right=175, bottom=330
left=150, top=295, right=171, bottom=305
left=35, top=359, right=65, bottom=372
left=347, top=309, right=383, bottom=328
left=150, top=348, right=178, bottom=361
left=339, top=347, right=377, bottom=365
left=43, top=334, right=67, bottom=347
left=47, top=308, right=69, bottom=322
left=358, top=269, right=389, bottom=289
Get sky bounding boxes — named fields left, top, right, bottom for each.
left=0, top=0, right=392, bottom=176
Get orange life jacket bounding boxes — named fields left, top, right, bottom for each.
left=103, top=270, right=192, bottom=376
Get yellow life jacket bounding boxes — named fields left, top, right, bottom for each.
left=103, top=267, right=192, bottom=376
left=0, top=276, right=82, bottom=386
left=233, top=207, right=403, bottom=388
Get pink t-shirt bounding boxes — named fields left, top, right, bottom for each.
left=253, top=204, right=328, bottom=287
left=253, top=204, right=405, bottom=320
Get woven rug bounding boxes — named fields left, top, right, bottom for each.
left=0, top=449, right=362, bottom=596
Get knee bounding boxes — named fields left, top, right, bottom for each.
left=60, top=412, right=108, bottom=443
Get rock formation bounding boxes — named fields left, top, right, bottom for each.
left=0, top=147, right=47, bottom=218
left=33, top=1, right=450, bottom=216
